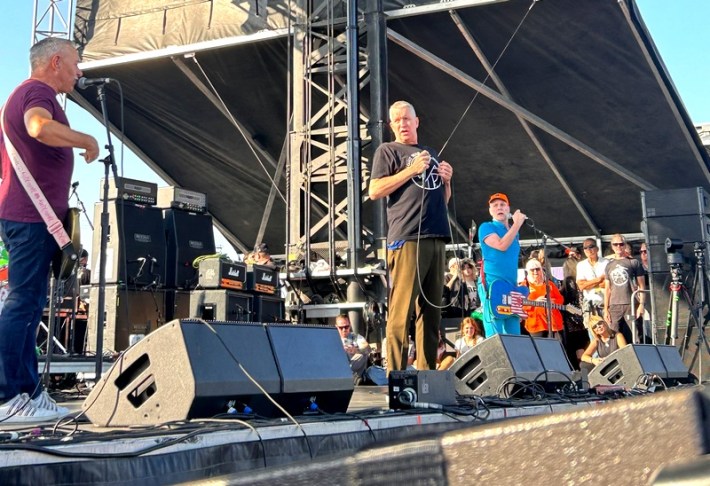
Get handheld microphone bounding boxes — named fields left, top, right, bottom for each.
left=507, top=212, right=528, bottom=220
left=76, top=77, right=112, bottom=89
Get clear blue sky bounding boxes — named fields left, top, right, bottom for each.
left=1, top=1, right=709, bottom=260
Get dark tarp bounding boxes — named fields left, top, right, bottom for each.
left=70, top=0, right=710, bottom=253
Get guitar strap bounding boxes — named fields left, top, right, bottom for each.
left=0, top=96, right=72, bottom=250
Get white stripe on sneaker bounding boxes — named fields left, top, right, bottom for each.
left=31, top=390, right=70, bottom=415
left=0, top=393, right=61, bottom=423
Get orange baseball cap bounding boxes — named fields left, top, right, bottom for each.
left=488, top=193, right=509, bottom=205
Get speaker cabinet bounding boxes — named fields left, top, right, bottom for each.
left=86, top=285, right=166, bottom=353
left=189, top=289, right=253, bottom=321
left=83, top=320, right=354, bottom=425
left=90, top=201, right=166, bottom=287
left=254, top=295, right=285, bottom=322
left=588, top=344, right=689, bottom=388
left=450, top=335, right=573, bottom=397
left=644, top=215, right=710, bottom=246
left=165, top=290, right=192, bottom=322
left=641, top=187, right=710, bottom=218
left=164, top=209, right=215, bottom=289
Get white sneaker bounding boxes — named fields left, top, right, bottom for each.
left=0, top=393, right=62, bottom=423
left=31, top=390, right=70, bottom=416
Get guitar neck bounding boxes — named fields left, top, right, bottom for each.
left=522, top=299, right=564, bottom=312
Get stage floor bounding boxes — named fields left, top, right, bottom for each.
left=0, top=383, right=707, bottom=485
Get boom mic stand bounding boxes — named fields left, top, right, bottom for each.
left=90, top=82, right=120, bottom=380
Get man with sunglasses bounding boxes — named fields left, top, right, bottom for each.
left=335, top=314, right=371, bottom=384
left=576, top=238, right=609, bottom=334
left=603, top=234, right=645, bottom=343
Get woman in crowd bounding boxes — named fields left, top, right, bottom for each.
left=580, top=315, right=628, bottom=370
left=454, top=317, right=484, bottom=357
left=521, top=258, right=564, bottom=338
left=444, top=258, right=480, bottom=318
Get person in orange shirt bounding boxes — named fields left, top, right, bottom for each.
left=521, top=258, right=563, bottom=338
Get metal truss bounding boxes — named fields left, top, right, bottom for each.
left=288, top=0, right=374, bottom=271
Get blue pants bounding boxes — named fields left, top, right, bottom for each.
left=478, top=281, right=521, bottom=337
left=0, top=220, right=55, bottom=401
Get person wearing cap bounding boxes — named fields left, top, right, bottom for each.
left=369, top=100, right=453, bottom=373
left=478, top=193, right=526, bottom=336
left=521, top=258, right=564, bottom=337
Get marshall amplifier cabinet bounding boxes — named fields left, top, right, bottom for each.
left=198, top=259, right=247, bottom=290
left=247, top=264, right=278, bottom=294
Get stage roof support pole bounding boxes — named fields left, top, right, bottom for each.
left=346, top=0, right=363, bottom=269
left=366, top=0, right=389, bottom=260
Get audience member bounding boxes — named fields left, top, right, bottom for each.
left=246, top=243, right=277, bottom=269
left=336, top=314, right=370, bottom=385
left=576, top=238, right=609, bottom=333
left=444, top=258, right=479, bottom=318
left=580, top=316, right=628, bottom=372
left=563, top=246, right=582, bottom=280
left=560, top=276, right=590, bottom=369
left=604, top=234, right=645, bottom=344
left=454, top=317, right=484, bottom=357
left=521, top=258, right=564, bottom=338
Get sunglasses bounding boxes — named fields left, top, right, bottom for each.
left=612, top=242, right=625, bottom=247
left=593, top=322, right=605, bottom=328
left=640, top=250, right=648, bottom=254
left=583, top=245, right=597, bottom=250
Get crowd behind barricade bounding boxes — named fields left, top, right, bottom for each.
left=336, top=235, right=651, bottom=386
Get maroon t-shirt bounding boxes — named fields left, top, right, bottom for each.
left=0, top=79, right=73, bottom=222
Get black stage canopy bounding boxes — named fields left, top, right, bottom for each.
left=71, top=0, right=710, bottom=253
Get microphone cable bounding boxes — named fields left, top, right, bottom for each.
left=438, top=0, right=540, bottom=157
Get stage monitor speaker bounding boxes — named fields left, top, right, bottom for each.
left=266, top=323, right=355, bottom=413
left=164, top=209, right=215, bottom=289
left=254, top=295, right=285, bottom=322
left=189, top=289, right=253, bottom=321
left=86, top=285, right=166, bottom=353
left=588, top=344, right=690, bottom=388
left=90, top=201, right=166, bottom=287
left=451, top=335, right=564, bottom=397
left=83, top=320, right=353, bottom=425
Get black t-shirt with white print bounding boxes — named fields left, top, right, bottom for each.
left=371, top=141, right=450, bottom=242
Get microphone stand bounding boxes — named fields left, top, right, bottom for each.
left=71, top=182, right=94, bottom=231
left=527, top=219, right=571, bottom=339
left=92, top=83, right=120, bottom=380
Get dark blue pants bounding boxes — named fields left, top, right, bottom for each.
left=0, top=220, right=55, bottom=401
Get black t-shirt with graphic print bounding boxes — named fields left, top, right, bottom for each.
left=371, top=142, right=450, bottom=242
left=605, top=257, right=643, bottom=306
